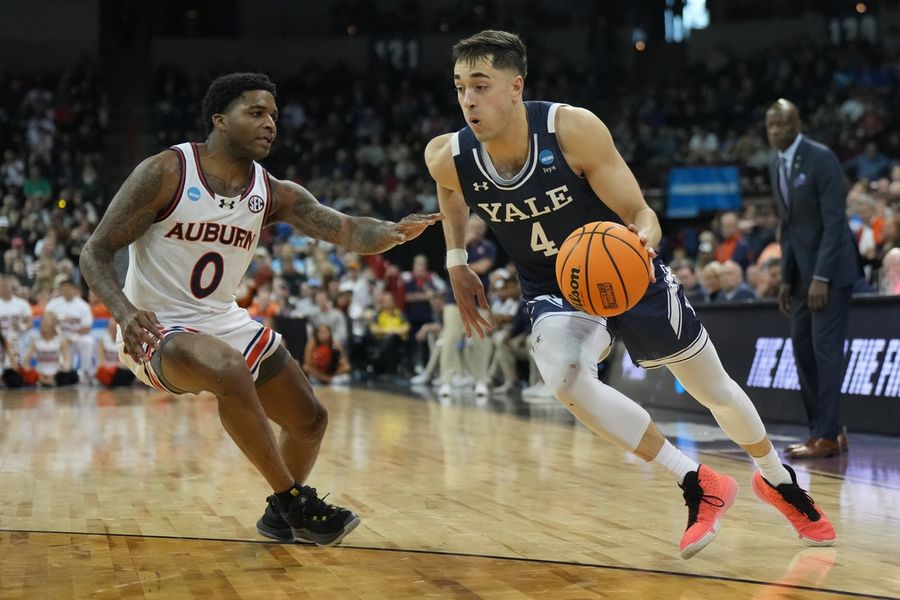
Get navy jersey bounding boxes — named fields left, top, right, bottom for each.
left=452, top=101, right=620, bottom=299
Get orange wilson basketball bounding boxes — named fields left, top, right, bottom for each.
left=555, top=221, right=652, bottom=317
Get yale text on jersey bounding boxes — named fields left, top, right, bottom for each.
left=476, top=185, right=574, bottom=223
left=164, top=221, right=256, bottom=250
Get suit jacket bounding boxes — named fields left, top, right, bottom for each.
left=770, top=136, right=861, bottom=291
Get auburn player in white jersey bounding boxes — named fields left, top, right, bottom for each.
left=424, top=31, right=834, bottom=559
left=80, top=73, right=441, bottom=546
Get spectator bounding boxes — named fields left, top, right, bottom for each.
left=22, top=165, right=52, bottom=202
left=717, top=260, right=757, bottom=302
left=700, top=262, right=723, bottom=302
left=21, top=313, right=77, bottom=387
left=843, top=142, right=893, bottom=182
left=303, top=324, right=351, bottom=385
left=755, top=257, right=783, bottom=299
left=309, top=289, right=348, bottom=347
left=488, top=277, right=532, bottom=394
left=44, top=279, right=94, bottom=381
left=274, top=245, right=306, bottom=295
left=742, top=207, right=778, bottom=262
left=696, top=230, right=717, bottom=269
left=248, top=285, right=282, bottom=327
left=687, top=126, right=720, bottom=164
left=0, top=276, right=33, bottom=355
left=95, top=317, right=135, bottom=388
left=368, top=292, right=410, bottom=377
left=409, top=294, right=445, bottom=387
left=402, top=254, right=444, bottom=374
left=714, top=211, right=753, bottom=270
left=672, top=259, right=707, bottom=304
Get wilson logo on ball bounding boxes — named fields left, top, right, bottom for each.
left=554, top=221, right=651, bottom=317
left=567, top=267, right=584, bottom=310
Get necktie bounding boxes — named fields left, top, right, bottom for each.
left=779, top=156, right=791, bottom=208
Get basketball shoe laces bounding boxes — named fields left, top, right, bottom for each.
left=681, top=479, right=726, bottom=528
left=774, top=482, right=821, bottom=522
left=294, top=486, right=340, bottom=519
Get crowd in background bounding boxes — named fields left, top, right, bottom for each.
left=1, top=35, right=899, bottom=390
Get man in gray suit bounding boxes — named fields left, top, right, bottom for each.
left=765, top=99, right=860, bottom=459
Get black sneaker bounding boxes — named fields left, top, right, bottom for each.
left=256, top=496, right=299, bottom=543
left=277, top=485, right=361, bottom=546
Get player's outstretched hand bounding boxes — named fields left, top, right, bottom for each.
left=627, top=224, right=657, bottom=283
left=390, top=213, right=444, bottom=245
left=448, top=266, right=492, bottom=338
left=118, top=309, right=164, bottom=363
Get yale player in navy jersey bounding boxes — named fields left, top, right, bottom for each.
left=81, top=73, right=441, bottom=546
left=424, top=31, right=835, bottom=558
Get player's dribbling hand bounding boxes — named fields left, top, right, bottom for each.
left=448, top=266, right=492, bottom=338
left=627, top=224, right=657, bottom=283
left=390, top=213, right=444, bottom=245
left=118, top=309, right=164, bottom=362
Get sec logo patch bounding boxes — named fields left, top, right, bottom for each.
left=248, top=195, right=265, bottom=213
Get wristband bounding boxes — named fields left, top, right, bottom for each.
left=446, top=248, right=468, bottom=268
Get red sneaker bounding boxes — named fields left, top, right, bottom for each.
left=752, top=464, right=836, bottom=546
left=678, top=464, right=739, bottom=559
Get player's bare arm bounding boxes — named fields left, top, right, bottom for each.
left=425, top=134, right=492, bottom=337
left=266, top=176, right=442, bottom=254
left=80, top=151, right=179, bottom=361
left=556, top=106, right=661, bottom=254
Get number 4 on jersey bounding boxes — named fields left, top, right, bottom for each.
left=530, top=221, right=558, bottom=257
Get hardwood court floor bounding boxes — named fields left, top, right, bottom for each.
left=0, top=385, right=898, bottom=599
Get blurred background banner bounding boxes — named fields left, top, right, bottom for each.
left=666, top=166, right=741, bottom=218
left=607, top=297, right=900, bottom=435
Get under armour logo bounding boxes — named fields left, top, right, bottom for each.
left=473, top=181, right=489, bottom=192
left=219, top=199, right=235, bottom=210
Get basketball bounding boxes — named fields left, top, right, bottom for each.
left=555, top=221, right=652, bottom=317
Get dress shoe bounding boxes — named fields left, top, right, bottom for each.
left=787, top=438, right=841, bottom=459
left=787, top=431, right=848, bottom=454
left=785, top=438, right=815, bottom=453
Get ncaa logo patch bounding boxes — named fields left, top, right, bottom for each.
left=187, top=186, right=202, bottom=201
left=539, top=150, right=555, bottom=166
left=248, top=195, right=265, bottom=213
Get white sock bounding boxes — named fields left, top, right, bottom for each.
left=753, top=447, right=792, bottom=486
left=650, top=440, right=699, bottom=484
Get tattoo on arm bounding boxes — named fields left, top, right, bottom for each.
left=290, top=197, right=345, bottom=243
left=80, top=155, right=171, bottom=316
left=279, top=179, right=394, bottom=254
left=345, top=216, right=394, bottom=253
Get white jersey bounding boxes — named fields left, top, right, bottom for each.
left=0, top=296, right=32, bottom=340
left=34, top=335, right=63, bottom=376
left=44, top=296, right=93, bottom=337
left=123, top=142, right=272, bottom=321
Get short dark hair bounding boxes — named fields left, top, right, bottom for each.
left=452, top=30, right=527, bottom=77
left=201, top=72, right=276, bottom=134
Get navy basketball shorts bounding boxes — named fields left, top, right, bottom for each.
left=527, top=259, right=709, bottom=369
